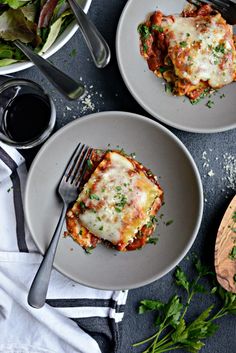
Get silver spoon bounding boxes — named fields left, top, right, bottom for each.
left=14, top=40, right=85, bottom=100
left=67, top=0, right=111, bottom=68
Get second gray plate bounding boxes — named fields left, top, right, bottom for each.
left=116, top=0, right=236, bottom=133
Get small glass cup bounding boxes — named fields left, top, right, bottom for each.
left=0, top=79, right=56, bottom=149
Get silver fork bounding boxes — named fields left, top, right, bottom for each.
left=187, top=0, right=236, bottom=24
left=28, top=142, right=92, bottom=309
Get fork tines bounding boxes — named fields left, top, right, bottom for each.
left=65, top=143, right=92, bottom=185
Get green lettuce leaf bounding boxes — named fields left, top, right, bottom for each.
left=21, top=2, right=37, bottom=22
left=0, top=41, right=25, bottom=66
left=0, top=8, right=37, bottom=43
left=39, top=16, right=63, bottom=53
left=1, top=0, right=30, bottom=10
left=39, top=9, right=72, bottom=53
left=0, top=58, right=18, bottom=66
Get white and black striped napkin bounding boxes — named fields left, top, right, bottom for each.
left=0, top=142, right=128, bottom=353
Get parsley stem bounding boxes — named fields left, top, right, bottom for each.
left=151, top=322, right=169, bottom=353
left=210, top=308, right=228, bottom=321
left=153, top=345, right=182, bottom=353
left=132, top=332, right=159, bottom=347
left=154, top=331, right=173, bottom=348
left=153, top=341, right=176, bottom=352
left=180, top=274, right=201, bottom=320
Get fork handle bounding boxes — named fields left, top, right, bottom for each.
left=28, top=203, right=67, bottom=309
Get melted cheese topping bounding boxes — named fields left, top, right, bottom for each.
left=162, top=13, right=236, bottom=87
left=76, top=151, right=161, bottom=246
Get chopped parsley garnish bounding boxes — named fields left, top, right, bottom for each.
left=166, top=219, right=174, bottom=226
left=186, top=33, right=190, bottom=37
left=214, top=43, right=225, bottom=54
left=220, top=94, right=225, bottom=99
left=130, top=152, right=136, bottom=159
left=119, top=147, right=126, bottom=155
left=159, top=66, right=170, bottom=73
left=152, top=24, right=163, bottom=33
left=147, top=237, right=159, bottom=245
left=232, top=211, right=236, bottom=222
left=150, top=215, right=158, bottom=223
left=115, top=194, right=127, bottom=210
left=102, top=188, right=105, bottom=192
left=146, top=215, right=158, bottom=228
left=116, top=186, right=122, bottom=191
left=179, top=41, right=187, bottom=48
left=143, top=43, right=148, bottom=53
left=69, top=48, right=77, bottom=57
left=85, top=246, right=94, bottom=254
left=79, top=201, right=86, bottom=210
left=79, top=230, right=83, bottom=235
left=146, top=221, right=153, bottom=228
left=99, top=225, right=103, bottom=231
left=89, top=193, right=100, bottom=200
left=137, top=24, right=151, bottom=39
left=206, top=100, right=214, bottom=108
left=147, top=169, right=153, bottom=176
left=229, top=246, right=236, bottom=260
left=165, top=82, right=173, bottom=94
left=87, top=159, right=93, bottom=170
left=115, top=207, right=122, bottom=213
left=97, top=216, right=101, bottom=221
left=190, top=88, right=212, bottom=105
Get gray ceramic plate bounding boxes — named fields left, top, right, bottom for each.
left=116, top=0, right=236, bottom=133
left=25, top=111, right=203, bottom=290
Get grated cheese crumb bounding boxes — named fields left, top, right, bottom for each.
left=222, top=153, right=236, bottom=190
left=208, top=170, right=215, bottom=177
left=81, top=96, right=95, bottom=113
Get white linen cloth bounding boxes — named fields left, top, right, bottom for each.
left=0, top=142, right=128, bottom=353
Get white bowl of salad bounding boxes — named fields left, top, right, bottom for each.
left=0, top=0, right=92, bottom=74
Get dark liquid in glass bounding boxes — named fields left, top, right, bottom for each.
left=3, top=93, right=51, bottom=143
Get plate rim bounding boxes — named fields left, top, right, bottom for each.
left=115, top=0, right=236, bottom=134
left=24, top=111, right=204, bottom=290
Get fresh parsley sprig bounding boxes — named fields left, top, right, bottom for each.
left=133, top=259, right=236, bottom=353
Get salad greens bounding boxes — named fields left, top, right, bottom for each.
left=0, top=0, right=74, bottom=67
left=134, top=259, right=236, bottom=353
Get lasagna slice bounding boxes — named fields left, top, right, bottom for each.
left=66, top=149, right=163, bottom=252
left=138, top=3, right=236, bottom=102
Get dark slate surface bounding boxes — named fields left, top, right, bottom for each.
left=9, top=0, right=236, bottom=352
